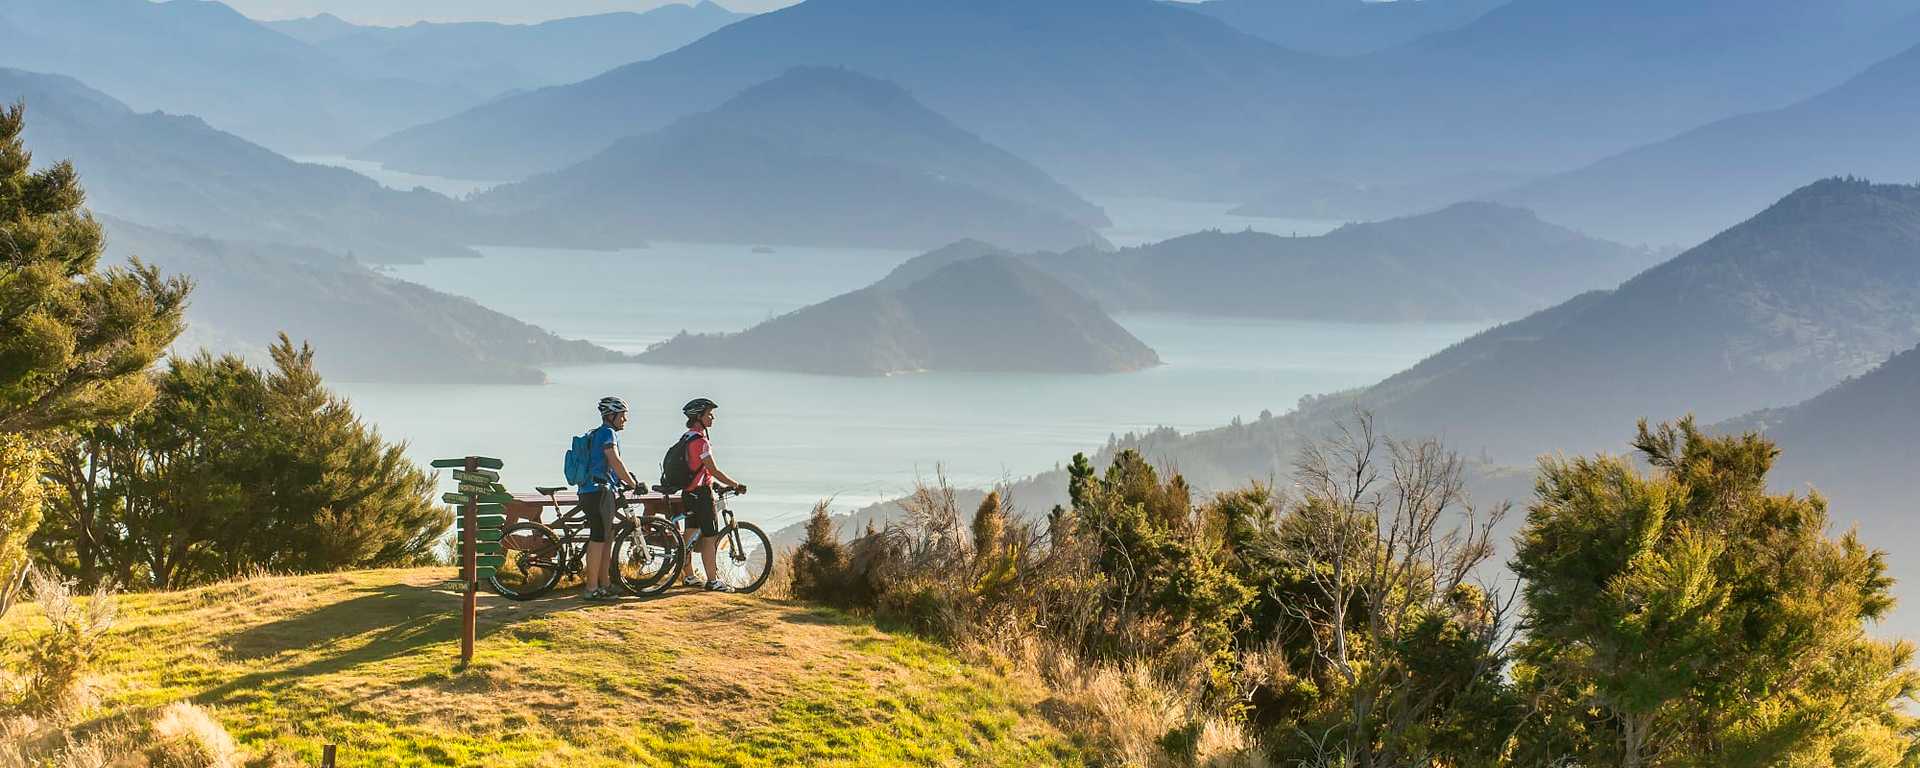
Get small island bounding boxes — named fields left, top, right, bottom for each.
left=639, top=253, right=1161, bottom=375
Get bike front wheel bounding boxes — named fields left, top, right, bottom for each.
left=489, top=521, right=564, bottom=600
left=714, top=521, right=774, bottom=594
left=613, top=516, right=685, bottom=596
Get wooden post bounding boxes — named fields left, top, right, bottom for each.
left=461, top=456, right=478, bottom=666
left=321, top=744, right=337, bottom=768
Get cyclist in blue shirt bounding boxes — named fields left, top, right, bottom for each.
left=580, top=396, right=641, bottom=601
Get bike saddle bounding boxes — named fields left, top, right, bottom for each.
left=534, top=486, right=567, bottom=495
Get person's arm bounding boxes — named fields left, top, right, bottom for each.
left=702, top=454, right=740, bottom=490
left=604, top=445, right=639, bottom=489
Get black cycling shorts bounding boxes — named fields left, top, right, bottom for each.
left=580, top=489, right=616, bottom=543
left=684, top=486, right=721, bottom=537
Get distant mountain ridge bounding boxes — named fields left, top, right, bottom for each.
left=0, top=0, right=470, bottom=153
left=268, top=3, right=747, bottom=101
left=357, top=0, right=1920, bottom=213
left=1501, top=41, right=1920, bottom=246
left=2, top=67, right=481, bottom=264
left=1341, top=178, right=1920, bottom=461
left=1185, top=0, right=1505, bottom=55
left=472, top=67, right=1109, bottom=252
left=639, top=254, right=1160, bottom=375
left=104, top=219, right=623, bottom=384
left=1033, top=202, right=1651, bottom=322
left=357, top=0, right=1330, bottom=191
left=3, top=68, right=482, bottom=263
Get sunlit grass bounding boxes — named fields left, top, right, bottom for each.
left=2, top=568, right=1087, bottom=767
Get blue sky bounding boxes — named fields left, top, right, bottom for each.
left=218, top=0, right=795, bottom=25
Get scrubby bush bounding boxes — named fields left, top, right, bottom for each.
left=4, top=569, right=115, bottom=717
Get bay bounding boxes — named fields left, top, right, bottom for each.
left=340, top=242, right=1482, bottom=532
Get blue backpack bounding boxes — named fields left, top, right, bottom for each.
left=563, top=430, right=595, bottom=486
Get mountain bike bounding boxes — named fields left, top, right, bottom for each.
left=488, top=487, right=685, bottom=600
left=676, top=486, right=775, bottom=594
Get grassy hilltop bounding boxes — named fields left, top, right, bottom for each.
left=1, top=569, right=1086, bottom=768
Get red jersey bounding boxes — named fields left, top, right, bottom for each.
left=684, top=428, right=713, bottom=491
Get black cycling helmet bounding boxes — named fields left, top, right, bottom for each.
left=682, top=397, right=718, bottom=418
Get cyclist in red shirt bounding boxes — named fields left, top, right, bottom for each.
left=679, top=398, right=744, bottom=592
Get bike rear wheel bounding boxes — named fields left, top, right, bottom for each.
left=613, top=516, right=685, bottom=596
left=488, top=521, right=564, bottom=600
left=714, top=521, right=774, bottom=593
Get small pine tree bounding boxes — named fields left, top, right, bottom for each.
left=789, top=501, right=845, bottom=601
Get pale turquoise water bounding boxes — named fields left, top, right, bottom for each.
left=337, top=243, right=1482, bottom=531
left=296, top=158, right=1441, bottom=530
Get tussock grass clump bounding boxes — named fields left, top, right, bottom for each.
left=146, top=701, right=242, bottom=768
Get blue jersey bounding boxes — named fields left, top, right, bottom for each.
left=578, top=423, right=620, bottom=493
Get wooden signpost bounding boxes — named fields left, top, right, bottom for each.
left=433, top=455, right=507, bottom=665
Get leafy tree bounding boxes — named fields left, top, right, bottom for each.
left=0, top=435, right=43, bottom=616
left=1251, top=413, right=1515, bottom=767
left=36, top=336, right=440, bottom=588
left=0, top=102, right=189, bottom=607
left=1062, top=449, right=1252, bottom=666
left=1512, top=418, right=1920, bottom=767
left=0, top=102, right=189, bottom=434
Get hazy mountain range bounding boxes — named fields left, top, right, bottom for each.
left=357, top=0, right=1920, bottom=210
left=1500, top=40, right=1920, bottom=247
left=104, top=219, right=623, bottom=384
left=1031, top=202, right=1652, bottom=322
left=1057, top=178, right=1920, bottom=505
left=472, top=67, right=1110, bottom=252
left=639, top=253, right=1160, bottom=375
left=1713, top=342, right=1920, bottom=577
left=1270, top=0, right=1920, bottom=188
left=0, top=0, right=472, bottom=153
left=356, top=0, right=1329, bottom=191
left=2, top=68, right=481, bottom=264
left=266, top=3, right=746, bottom=101
left=846, top=200, right=1646, bottom=325
left=1184, top=0, right=1504, bottom=56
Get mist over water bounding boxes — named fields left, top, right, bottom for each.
left=339, top=217, right=1482, bottom=531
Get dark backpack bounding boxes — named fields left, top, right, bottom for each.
left=660, top=432, right=700, bottom=490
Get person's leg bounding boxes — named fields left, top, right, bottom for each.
left=581, top=491, right=612, bottom=597
left=698, top=535, right=721, bottom=586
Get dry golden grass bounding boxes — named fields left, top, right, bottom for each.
left=1, top=568, right=1088, bottom=767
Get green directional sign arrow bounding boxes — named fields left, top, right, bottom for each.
left=457, top=482, right=492, bottom=495
left=431, top=457, right=505, bottom=470
left=475, top=555, right=506, bottom=569
left=456, top=514, right=508, bottom=530
left=451, top=469, right=500, bottom=483
left=475, top=542, right=504, bottom=556
left=474, top=566, right=496, bottom=580
left=478, top=492, right=514, bottom=504
left=442, top=492, right=472, bottom=505
left=473, top=528, right=504, bottom=542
